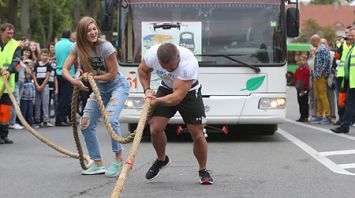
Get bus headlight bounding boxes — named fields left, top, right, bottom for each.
left=124, top=97, right=144, bottom=109
left=259, top=98, right=286, bottom=109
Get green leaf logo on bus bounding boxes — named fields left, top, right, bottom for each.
left=241, top=76, right=265, bottom=91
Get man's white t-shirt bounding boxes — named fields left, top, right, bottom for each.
left=144, top=45, right=200, bottom=91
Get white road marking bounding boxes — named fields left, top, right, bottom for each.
left=285, top=119, right=355, bottom=141
left=339, top=163, right=355, bottom=169
left=278, top=129, right=355, bottom=176
left=319, top=150, right=355, bottom=156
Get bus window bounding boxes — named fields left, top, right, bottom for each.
left=286, top=43, right=311, bottom=86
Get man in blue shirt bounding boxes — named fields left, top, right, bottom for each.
left=55, top=29, right=75, bottom=126
left=310, top=34, right=332, bottom=124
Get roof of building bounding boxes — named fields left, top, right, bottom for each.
left=299, top=4, right=355, bottom=31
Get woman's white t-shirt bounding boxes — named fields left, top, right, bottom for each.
left=144, top=45, right=200, bottom=91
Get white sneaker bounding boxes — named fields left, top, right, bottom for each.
left=47, top=122, right=54, bottom=127
left=352, top=123, right=355, bottom=127
left=10, top=123, right=24, bottom=130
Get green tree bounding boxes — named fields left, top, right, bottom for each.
left=0, top=0, right=102, bottom=48
left=293, top=19, right=337, bottom=48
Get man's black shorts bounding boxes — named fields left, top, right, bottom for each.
left=152, top=85, right=206, bottom=124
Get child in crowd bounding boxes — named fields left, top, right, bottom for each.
left=20, top=69, right=35, bottom=126
left=294, top=54, right=310, bottom=122
left=33, top=48, right=52, bottom=127
left=48, top=55, right=57, bottom=119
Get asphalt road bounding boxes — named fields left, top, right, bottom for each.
left=1, top=86, right=355, bottom=198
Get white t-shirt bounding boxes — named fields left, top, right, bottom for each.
left=144, top=45, right=200, bottom=91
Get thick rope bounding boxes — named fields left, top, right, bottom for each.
left=71, top=86, right=88, bottom=170
left=111, top=98, right=152, bottom=198
left=2, top=76, right=92, bottom=167
left=86, top=75, right=136, bottom=143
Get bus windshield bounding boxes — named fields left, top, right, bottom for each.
left=118, top=0, right=286, bottom=66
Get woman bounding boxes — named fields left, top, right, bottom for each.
left=29, top=41, right=39, bottom=62
left=62, top=16, right=129, bottom=177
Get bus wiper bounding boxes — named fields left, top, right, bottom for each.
left=196, top=54, right=261, bottom=73
left=153, top=22, right=181, bottom=31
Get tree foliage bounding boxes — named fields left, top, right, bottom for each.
left=0, top=0, right=102, bottom=48
left=293, top=19, right=337, bottom=48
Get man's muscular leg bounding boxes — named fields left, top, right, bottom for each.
left=187, top=124, right=207, bottom=171
left=149, top=116, right=169, bottom=161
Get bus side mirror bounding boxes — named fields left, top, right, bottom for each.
left=100, top=0, right=113, bottom=31
left=286, top=8, right=299, bottom=37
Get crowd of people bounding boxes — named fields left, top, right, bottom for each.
left=293, top=26, right=355, bottom=134
left=0, top=23, right=86, bottom=140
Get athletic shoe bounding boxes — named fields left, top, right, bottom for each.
left=310, top=117, right=322, bottom=124
left=105, top=161, right=123, bottom=177
left=9, top=123, right=24, bottom=130
left=199, top=169, right=214, bottom=185
left=145, top=156, right=170, bottom=180
left=41, top=122, right=48, bottom=128
left=47, top=122, right=54, bottom=127
left=321, top=118, right=331, bottom=124
left=81, top=164, right=106, bottom=175
left=0, top=138, right=5, bottom=144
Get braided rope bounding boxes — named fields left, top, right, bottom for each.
left=2, top=76, right=92, bottom=168
left=71, top=86, right=88, bottom=170
left=111, top=99, right=152, bottom=198
left=86, top=76, right=136, bottom=143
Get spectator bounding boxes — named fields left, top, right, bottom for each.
left=308, top=47, right=317, bottom=120
left=48, top=42, right=57, bottom=119
left=20, top=69, right=35, bottom=127
left=331, top=27, right=355, bottom=133
left=294, top=55, right=310, bottom=122
left=70, top=31, right=77, bottom=42
left=22, top=46, right=31, bottom=60
left=321, top=38, right=337, bottom=122
left=55, top=28, right=75, bottom=126
left=9, top=56, right=27, bottom=130
left=29, top=40, right=39, bottom=62
left=33, top=48, right=52, bottom=128
left=334, top=27, right=353, bottom=125
left=0, top=23, right=22, bottom=144
left=310, top=34, right=332, bottom=124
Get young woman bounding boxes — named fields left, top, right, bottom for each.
left=29, top=41, right=39, bottom=62
left=61, top=16, right=129, bottom=177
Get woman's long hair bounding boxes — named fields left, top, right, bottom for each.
left=76, top=16, right=103, bottom=73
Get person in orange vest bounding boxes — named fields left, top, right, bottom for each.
left=0, top=23, right=22, bottom=144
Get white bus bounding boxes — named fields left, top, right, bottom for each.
left=106, top=0, right=300, bottom=135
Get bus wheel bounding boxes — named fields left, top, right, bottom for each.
left=286, top=72, right=294, bottom=86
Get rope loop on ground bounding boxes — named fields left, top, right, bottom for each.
left=1, top=75, right=92, bottom=169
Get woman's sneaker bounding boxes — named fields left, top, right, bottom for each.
left=81, top=164, right=106, bottom=175
left=199, top=169, right=214, bottom=185
left=105, top=161, right=123, bottom=177
left=145, top=156, right=170, bottom=180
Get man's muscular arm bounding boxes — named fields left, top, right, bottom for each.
left=155, top=79, right=193, bottom=106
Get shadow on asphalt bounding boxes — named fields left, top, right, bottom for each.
left=141, top=131, right=280, bottom=143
